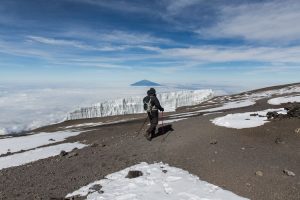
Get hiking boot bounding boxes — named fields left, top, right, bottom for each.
left=144, top=131, right=152, bottom=141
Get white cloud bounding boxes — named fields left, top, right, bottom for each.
left=83, top=30, right=172, bottom=45
left=27, top=36, right=127, bottom=51
left=70, top=0, right=152, bottom=14
left=161, top=45, right=300, bottom=64
left=200, top=0, right=300, bottom=43
left=0, top=39, right=52, bottom=58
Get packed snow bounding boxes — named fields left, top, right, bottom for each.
left=169, top=113, right=198, bottom=118
left=169, top=99, right=255, bottom=117
left=211, top=108, right=287, bottom=129
left=158, top=118, right=187, bottom=125
left=0, top=85, right=213, bottom=135
left=203, top=112, right=223, bottom=116
left=66, top=162, right=248, bottom=200
left=268, top=95, right=300, bottom=105
left=201, top=100, right=255, bottom=112
left=231, top=84, right=300, bottom=102
left=67, top=89, right=213, bottom=120
left=0, top=131, right=81, bottom=155
left=64, top=118, right=136, bottom=129
left=0, top=142, right=87, bottom=170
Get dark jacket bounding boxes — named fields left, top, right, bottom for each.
left=143, top=94, right=164, bottom=112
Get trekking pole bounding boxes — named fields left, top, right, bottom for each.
left=161, top=111, right=164, bottom=127
left=135, top=116, right=148, bottom=137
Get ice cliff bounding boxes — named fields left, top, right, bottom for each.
left=67, top=89, right=214, bottom=120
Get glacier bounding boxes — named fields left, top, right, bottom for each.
left=67, top=89, right=214, bottom=120
left=0, top=85, right=214, bottom=135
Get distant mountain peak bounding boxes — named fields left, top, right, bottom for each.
left=130, top=80, right=161, bottom=86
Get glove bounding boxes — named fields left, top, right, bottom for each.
left=161, top=108, right=164, bottom=112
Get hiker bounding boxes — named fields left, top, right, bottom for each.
left=143, top=88, right=164, bottom=141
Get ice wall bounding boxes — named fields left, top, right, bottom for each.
left=67, top=89, right=214, bottom=120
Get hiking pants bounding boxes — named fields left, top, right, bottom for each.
left=147, top=110, right=159, bottom=135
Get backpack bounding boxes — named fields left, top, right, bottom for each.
left=143, top=96, right=153, bottom=112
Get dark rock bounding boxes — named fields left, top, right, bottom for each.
left=275, top=137, right=285, bottom=144
left=126, top=170, right=143, bottom=179
left=267, top=103, right=300, bottom=120
left=284, top=103, right=300, bottom=118
left=91, top=143, right=98, bottom=147
left=89, top=184, right=102, bottom=192
left=162, top=170, right=168, bottom=173
left=258, top=115, right=265, bottom=117
left=67, top=152, right=78, bottom=158
left=250, top=113, right=258, bottom=116
left=245, top=118, right=250, bottom=120
left=210, top=139, right=218, bottom=145
left=266, top=111, right=279, bottom=119
left=59, top=150, right=68, bottom=157
left=48, top=138, right=55, bottom=142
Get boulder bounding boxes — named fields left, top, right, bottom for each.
left=59, top=150, right=68, bottom=157
left=266, top=111, right=279, bottom=119
left=126, top=170, right=143, bottom=179
left=284, top=103, right=300, bottom=118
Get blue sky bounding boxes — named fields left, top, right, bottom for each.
left=0, top=0, right=300, bottom=89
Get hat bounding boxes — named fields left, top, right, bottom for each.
left=147, top=88, right=156, bottom=95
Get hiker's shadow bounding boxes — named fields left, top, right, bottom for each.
left=152, top=124, right=174, bottom=139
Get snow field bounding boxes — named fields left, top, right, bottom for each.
left=0, top=131, right=81, bottom=155
left=169, top=99, right=255, bottom=117
left=211, top=108, right=287, bottom=129
left=0, top=142, right=87, bottom=170
left=268, top=95, right=300, bottom=105
left=66, top=162, right=248, bottom=200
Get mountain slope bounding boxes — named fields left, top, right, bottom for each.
left=130, top=80, right=161, bottom=86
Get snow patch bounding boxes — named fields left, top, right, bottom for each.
left=268, top=95, right=300, bottom=105
left=66, top=162, right=248, bottom=200
left=169, top=113, right=198, bottom=118
left=159, top=118, right=187, bottom=125
left=0, top=131, right=81, bottom=155
left=211, top=108, right=287, bottom=129
left=170, top=99, right=255, bottom=117
left=0, top=142, right=86, bottom=170
left=64, top=118, right=136, bottom=129
left=202, top=100, right=255, bottom=112
left=203, top=112, right=223, bottom=116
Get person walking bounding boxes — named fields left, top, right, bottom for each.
left=143, top=88, right=164, bottom=141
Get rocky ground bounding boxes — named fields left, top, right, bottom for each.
left=0, top=83, right=299, bottom=200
